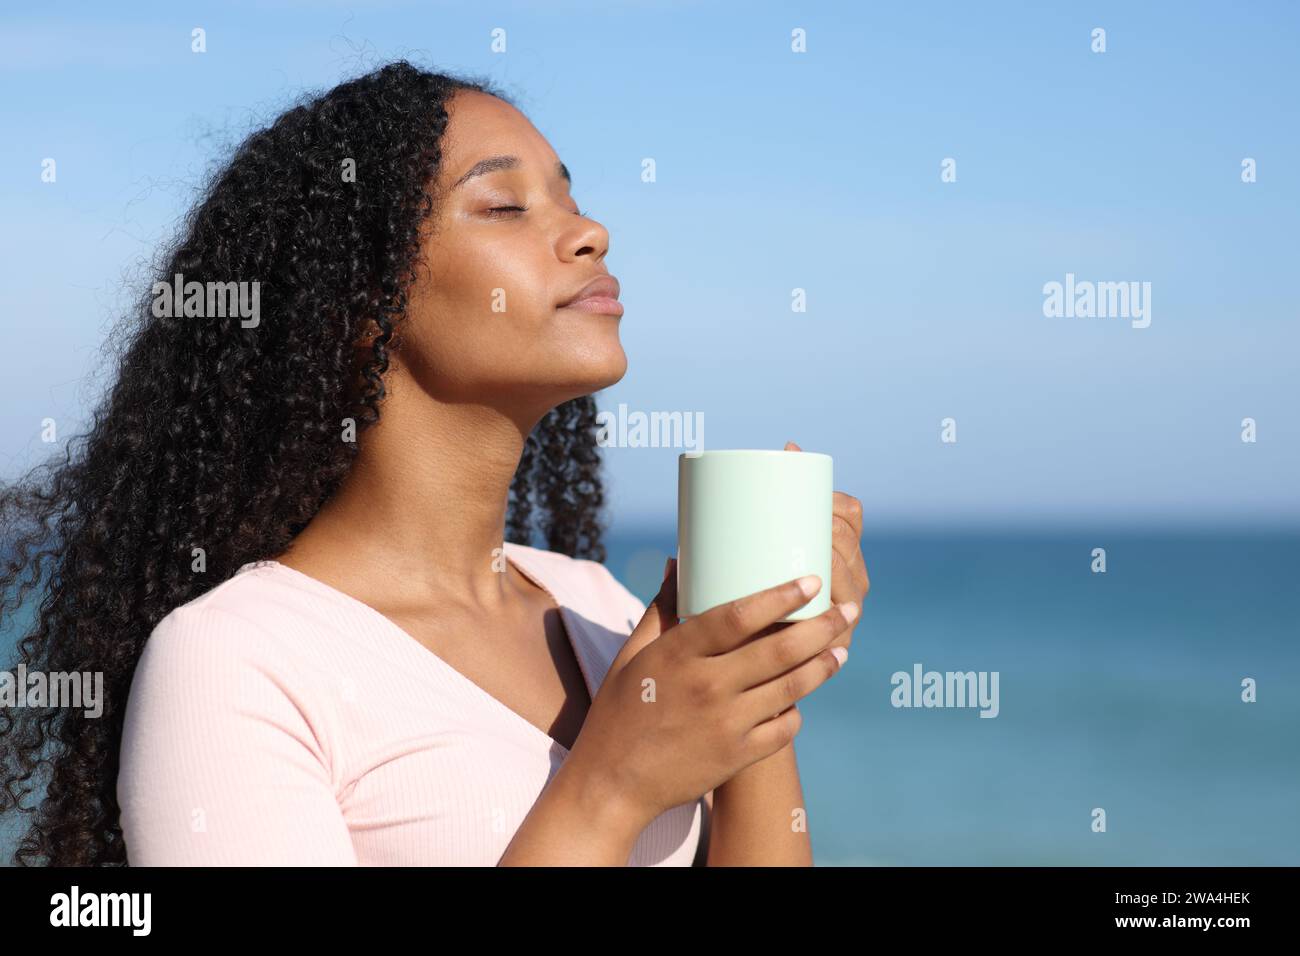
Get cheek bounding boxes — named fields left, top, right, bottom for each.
left=422, top=230, right=552, bottom=313
left=451, top=232, right=550, bottom=314
left=408, top=248, right=543, bottom=341
left=398, top=284, right=554, bottom=391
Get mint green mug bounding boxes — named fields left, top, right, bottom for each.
left=677, top=449, right=834, bottom=622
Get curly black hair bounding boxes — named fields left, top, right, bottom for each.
left=0, top=60, right=608, bottom=866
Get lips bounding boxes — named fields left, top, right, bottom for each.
left=558, top=274, right=622, bottom=313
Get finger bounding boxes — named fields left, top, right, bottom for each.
left=742, top=644, right=844, bottom=727
left=848, top=543, right=869, bottom=597
left=830, top=541, right=854, bottom=606
left=686, top=573, right=824, bottom=656
left=823, top=556, right=856, bottom=653
left=844, top=540, right=870, bottom=599
left=831, top=519, right=869, bottom=600
left=784, top=440, right=802, bottom=451
left=826, top=544, right=866, bottom=648
left=742, top=705, right=804, bottom=763
left=831, top=517, right=861, bottom=595
left=617, top=556, right=679, bottom=666
left=832, top=511, right=860, bottom=552
left=730, top=599, right=857, bottom=697
left=833, top=491, right=863, bottom=538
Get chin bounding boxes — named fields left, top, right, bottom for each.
left=582, top=349, right=629, bottom=392
left=552, top=343, right=628, bottom=399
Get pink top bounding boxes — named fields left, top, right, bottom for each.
left=117, top=541, right=703, bottom=865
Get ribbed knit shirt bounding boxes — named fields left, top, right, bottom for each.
left=116, top=541, right=703, bottom=865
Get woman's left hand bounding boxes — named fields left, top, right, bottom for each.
left=785, top=440, right=869, bottom=653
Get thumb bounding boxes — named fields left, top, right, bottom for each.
left=614, top=556, right=678, bottom=668
left=784, top=440, right=802, bottom=451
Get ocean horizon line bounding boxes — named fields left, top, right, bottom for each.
left=607, top=517, right=1300, bottom=538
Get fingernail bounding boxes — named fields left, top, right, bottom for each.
left=796, top=575, right=821, bottom=598
left=840, top=600, right=859, bottom=623
left=831, top=647, right=849, bottom=667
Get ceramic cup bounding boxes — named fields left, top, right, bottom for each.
left=676, top=449, right=833, bottom=622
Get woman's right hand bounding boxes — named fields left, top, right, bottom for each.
left=566, top=559, right=857, bottom=829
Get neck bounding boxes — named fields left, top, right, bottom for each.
left=287, top=377, right=549, bottom=606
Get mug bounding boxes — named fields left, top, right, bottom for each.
left=677, top=449, right=833, bottom=622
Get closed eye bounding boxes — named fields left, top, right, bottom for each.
left=485, top=205, right=589, bottom=217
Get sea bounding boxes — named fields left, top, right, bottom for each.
left=606, top=526, right=1300, bottom=866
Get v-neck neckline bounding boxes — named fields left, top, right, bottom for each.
left=241, top=546, right=595, bottom=757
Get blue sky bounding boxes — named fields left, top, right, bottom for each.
left=1, top=1, right=1296, bottom=530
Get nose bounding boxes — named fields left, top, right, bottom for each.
left=559, top=213, right=609, bottom=263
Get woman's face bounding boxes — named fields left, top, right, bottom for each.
left=397, top=90, right=626, bottom=411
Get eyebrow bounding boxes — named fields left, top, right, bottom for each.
left=451, top=155, right=571, bottom=190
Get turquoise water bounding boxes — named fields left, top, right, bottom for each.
left=4, top=528, right=1296, bottom=865
left=607, top=528, right=1300, bottom=866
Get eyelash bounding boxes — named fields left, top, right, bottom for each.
left=486, top=205, right=589, bottom=218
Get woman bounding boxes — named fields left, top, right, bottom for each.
left=0, top=61, right=869, bottom=866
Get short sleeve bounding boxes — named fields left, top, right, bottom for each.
left=117, top=605, right=358, bottom=865
left=592, top=560, right=650, bottom=633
